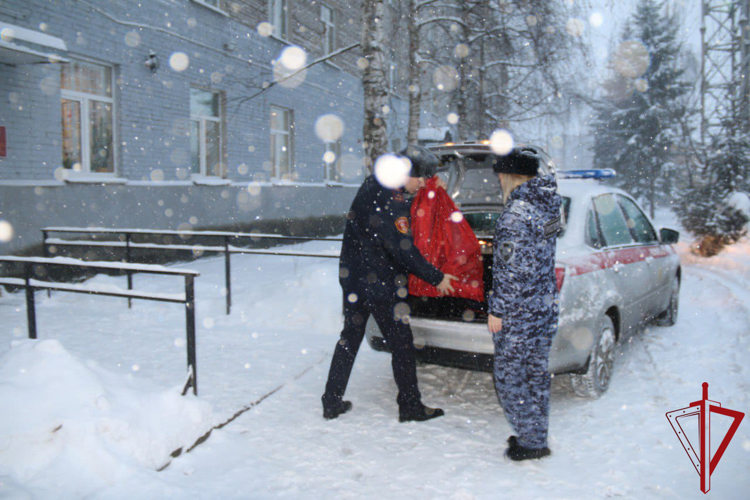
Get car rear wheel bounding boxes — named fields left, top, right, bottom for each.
left=654, top=275, right=679, bottom=327
left=570, top=316, right=616, bottom=398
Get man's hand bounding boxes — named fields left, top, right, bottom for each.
left=488, top=314, right=503, bottom=334
left=436, top=274, right=457, bottom=295
left=435, top=177, right=448, bottom=190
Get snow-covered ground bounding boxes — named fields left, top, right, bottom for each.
left=1, top=215, right=749, bottom=499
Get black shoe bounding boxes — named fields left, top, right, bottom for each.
left=505, top=443, right=551, bottom=461
left=323, top=400, right=352, bottom=420
left=399, top=404, right=445, bottom=423
left=507, top=435, right=519, bottom=451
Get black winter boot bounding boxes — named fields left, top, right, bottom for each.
left=322, top=399, right=352, bottom=420
left=505, top=443, right=551, bottom=461
left=507, top=435, right=519, bottom=451
left=399, top=404, right=445, bottom=423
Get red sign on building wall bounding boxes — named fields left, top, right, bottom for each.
left=0, top=126, right=6, bottom=157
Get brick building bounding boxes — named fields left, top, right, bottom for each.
left=0, top=0, right=432, bottom=254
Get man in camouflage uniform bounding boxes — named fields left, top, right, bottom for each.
left=487, top=148, right=562, bottom=461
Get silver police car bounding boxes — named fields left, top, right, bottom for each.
left=366, top=143, right=681, bottom=398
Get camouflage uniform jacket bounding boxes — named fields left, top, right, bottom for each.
left=489, top=174, right=562, bottom=322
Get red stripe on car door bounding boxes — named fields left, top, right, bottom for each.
left=561, top=245, right=674, bottom=277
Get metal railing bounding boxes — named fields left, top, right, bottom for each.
left=0, top=256, right=201, bottom=396
left=42, top=227, right=342, bottom=315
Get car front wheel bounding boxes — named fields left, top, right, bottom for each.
left=570, top=316, right=616, bottom=398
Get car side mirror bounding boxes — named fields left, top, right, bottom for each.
left=660, top=228, right=679, bottom=244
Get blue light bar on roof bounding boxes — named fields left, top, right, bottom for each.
left=558, top=169, right=617, bottom=180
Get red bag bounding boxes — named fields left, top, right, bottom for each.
left=409, top=177, right=484, bottom=301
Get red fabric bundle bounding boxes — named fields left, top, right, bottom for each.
left=409, top=177, right=484, bottom=301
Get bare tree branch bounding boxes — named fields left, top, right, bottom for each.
left=226, top=42, right=361, bottom=109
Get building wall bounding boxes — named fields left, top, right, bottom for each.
left=0, top=62, right=62, bottom=179
left=0, top=182, right=354, bottom=252
left=0, top=0, right=395, bottom=255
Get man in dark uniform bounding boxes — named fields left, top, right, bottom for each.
left=322, top=145, right=457, bottom=422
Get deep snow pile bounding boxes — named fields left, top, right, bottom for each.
left=0, top=339, right=214, bottom=497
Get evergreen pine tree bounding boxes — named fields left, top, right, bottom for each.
left=591, top=0, right=691, bottom=218
left=677, top=120, right=750, bottom=256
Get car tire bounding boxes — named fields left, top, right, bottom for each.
left=570, top=316, right=616, bottom=398
left=653, top=275, right=679, bottom=327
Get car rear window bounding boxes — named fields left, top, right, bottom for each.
left=463, top=197, right=569, bottom=237
left=464, top=212, right=501, bottom=234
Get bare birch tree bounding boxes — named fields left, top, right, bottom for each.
left=362, top=0, right=390, bottom=173
left=406, top=0, right=421, bottom=145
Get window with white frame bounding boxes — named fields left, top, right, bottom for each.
left=324, top=140, right=341, bottom=182
left=321, top=4, right=336, bottom=55
left=270, top=105, right=293, bottom=179
left=190, top=88, right=223, bottom=177
left=60, top=59, right=115, bottom=174
left=268, top=0, right=288, bottom=40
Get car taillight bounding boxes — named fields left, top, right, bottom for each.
left=555, top=266, right=566, bottom=292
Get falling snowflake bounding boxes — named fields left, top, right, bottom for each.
left=374, top=154, right=410, bottom=189
left=0, top=221, right=14, bottom=243
left=257, top=22, right=273, bottom=37
left=566, top=18, right=585, bottom=37
left=613, top=41, right=650, bottom=79
left=590, top=12, right=604, bottom=28
left=433, top=66, right=459, bottom=92
left=169, top=52, right=189, bottom=72
left=279, top=46, right=307, bottom=70
left=489, top=129, right=513, bottom=155
left=125, top=31, right=141, bottom=47
left=315, top=114, right=345, bottom=142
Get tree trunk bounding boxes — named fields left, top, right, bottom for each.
left=456, top=2, right=471, bottom=141
left=476, top=0, right=487, bottom=138
left=406, top=0, right=421, bottom=146
left=362, top=0, right=389, bottom=174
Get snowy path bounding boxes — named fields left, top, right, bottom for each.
left=1, top=239, right=749, bottom=498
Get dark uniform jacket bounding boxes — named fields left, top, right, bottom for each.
left=489, top=174, right=562, bottom=321
left=339, top=175, right=444, bottom=299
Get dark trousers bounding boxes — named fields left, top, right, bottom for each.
left=323, top=290, right=422, bottom=410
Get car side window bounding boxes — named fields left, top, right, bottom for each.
left=592, top=194, right=634, bottom=247
left=617, top=195, right=658, bottom=244
left=585, top=208, right=603, bottom=248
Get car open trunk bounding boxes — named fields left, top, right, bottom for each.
left=407, top=208, right=497, bottom=324
left=407, top=252, right=492, bottom=323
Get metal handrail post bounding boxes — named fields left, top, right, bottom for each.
left=24, top=263, right=37, bottom=339
left=184, top=275, right=197, bottom=395
left=42, top=230, right=51, bottom=298
left=125, top=233, right=133, bottom=309
left=224, top=235, right=231, bottom=315
left=41, top=230, right=49, bottom=258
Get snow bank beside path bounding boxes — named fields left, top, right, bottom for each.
left=0, top=339, right=214, bottom=497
